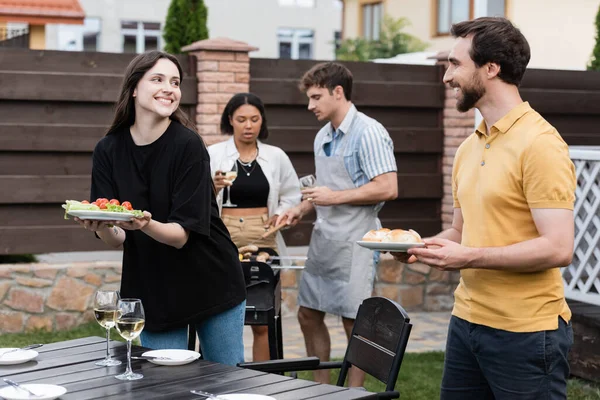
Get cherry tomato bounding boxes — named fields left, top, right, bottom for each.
left=81, top=200, right=90, bottom=204
left=96, top=198, right=108, bottom=204
left=122, top=201, right=133, bottom=211
left=109, top=199, right=120, bottom=206
left=99, top=203, right=108, bottom=210
left=91, top=202, right=97, bottom=206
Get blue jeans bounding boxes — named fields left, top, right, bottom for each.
left=441, top=316, right=573, bottom=400
left=140, top=300, right=246, bottom=366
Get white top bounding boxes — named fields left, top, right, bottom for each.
left=208, top=137, right=302, bottom=256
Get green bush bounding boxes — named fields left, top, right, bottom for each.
left=336, top=16, right=427, bottom=62
left=0, top=254, right=37, bottom=264
left=588, top=4, right=600, bottom=70
left=163, top=0, right=209, bottom=54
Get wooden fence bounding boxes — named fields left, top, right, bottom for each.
left=2, top=50, right=600, bottom=254
left=250, top=58, right=446, bottom=246
left=0, top=49, right=197, bottom=254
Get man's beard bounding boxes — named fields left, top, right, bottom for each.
left=456, top=75, right=485, bottom=112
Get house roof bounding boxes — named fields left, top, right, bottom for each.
left=0, top=0, right=85, bottom=25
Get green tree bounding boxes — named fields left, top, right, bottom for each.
left=336, top=16, right=427, bottom=62
left=163, top=0, right=209, bottom=54
left=588, top=4, right=600, bottom=70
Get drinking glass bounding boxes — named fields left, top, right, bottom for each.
left=115, top=298, right=145, bottom=381
left=93, top=290, right=122, bottom=367
left=299, top=174, right=316, bottom=190
left=222, top=161, right=238, bottom=207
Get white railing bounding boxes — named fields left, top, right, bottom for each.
left=562, top=146, right=600, bottom=305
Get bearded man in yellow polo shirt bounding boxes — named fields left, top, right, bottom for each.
left=400, top=17, right=576, bottom=400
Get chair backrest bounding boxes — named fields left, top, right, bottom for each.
left=337, top=296, right=412, bottom=392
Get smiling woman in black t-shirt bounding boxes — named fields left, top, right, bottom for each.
left=73, top=51, right=246, bottom=366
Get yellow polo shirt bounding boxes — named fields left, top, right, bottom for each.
left=452, top=101, right=576, bottom=332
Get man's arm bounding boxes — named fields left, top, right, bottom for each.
left=434, top=208, right=463, bottom=244
left=409, top=208, right=574, bottom=272
left=303, top=172, right=397, bottom=206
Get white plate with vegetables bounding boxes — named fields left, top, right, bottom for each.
left=62, top=199, right=144, bottom=221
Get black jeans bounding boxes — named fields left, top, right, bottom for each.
left=441, top=316, right=573, bottom=400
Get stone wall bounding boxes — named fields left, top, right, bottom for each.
left=0, top=258, right=458, bottom=333
left=0, top=262, right=120, bottom=334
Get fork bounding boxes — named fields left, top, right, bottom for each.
left=3, top=378, right=43, bottom=397
left=190, top=389, right=228, bottom=399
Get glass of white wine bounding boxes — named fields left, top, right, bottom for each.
left=299, top=174, right=316, bottom=190
left=222, top=161, right=238, bottom=207
left=114, top=298, right=145, bottom=381
left=93, top=290, right=122, bottom=367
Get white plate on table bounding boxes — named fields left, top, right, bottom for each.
left=0, top=384, right=67, bottom=400
left=63, top=209, right=137, bottom=222
left=219, top=395, right=276, bottom=400
left=141, top=349, right=200, bottom=366
left=357, top=241, right=426, bottom=252
left=0, top=349, right=38, bottom=365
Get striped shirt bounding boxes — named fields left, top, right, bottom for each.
left=314, top=104, right=397, bottom=191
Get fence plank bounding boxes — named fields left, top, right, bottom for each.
left=521, top=89, right=600, bottom=115
left=0, top=226, right=108, bottom=254
left=0, top=49, right=195, bottom=76
left=521, top=69, right=600, bottom=91
left=250, top=58, right=444, bottom=82
left=264, top=105, right=442, bottom=128
left=0, top=72, right=197, bottom=104
left=252, top=79, right=444, bottom=108
left=0, top=123, right=105, bottom=152
left=0, top=172, right=442, bottom=204
left=0, top=204, right=71, bottom=226
left=0, top=153, right=92, bottom=175
left=266, top=127, right=443, bottom=153
left=0, top=176, right=90, bottom=204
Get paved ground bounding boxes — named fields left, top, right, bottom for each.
left=243, top=311, right=450, bottom=361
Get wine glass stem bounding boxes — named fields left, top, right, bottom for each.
left=105, top=328, right=111, bottom=360
left=126, top=339, right=133, bottom=375
left=227, top=186, right=231, bottom=204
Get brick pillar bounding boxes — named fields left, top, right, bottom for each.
left=182, top=37, right=258, bottom=146
left=436, top=56, right=475, bottom=230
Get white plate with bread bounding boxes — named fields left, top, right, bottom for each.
left=357, top=228, right=426, bottom=252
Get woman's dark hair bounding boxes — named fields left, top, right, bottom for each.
left=451, top=17, right=530, bottom=86
left=220, top=93, right=269, bottom=140
left=299, top=62, right=353, bottom=101
left=106, top=50, right=197, bottom=135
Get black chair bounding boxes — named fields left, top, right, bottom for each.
left=188, top=248, right=284, bottom=360
left=238, top=296, right=412, bottom=399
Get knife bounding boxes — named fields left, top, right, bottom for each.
left=3, top=378, right=43, bottom=397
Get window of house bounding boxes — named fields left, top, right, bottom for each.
left=121, top=21, right=161, bottom=53
left=334, top=31, right=342, bottom=51
left=83, top=17, right=101, bottom=51
left=437, top=0, right=471, bottom=35
left=436, top=0, right=505, bottom=36
left=278, top=29, right=314, bottom=59
left=362, top=2, right=383, bottom=41
left=278, top=0, right=315, bottom=7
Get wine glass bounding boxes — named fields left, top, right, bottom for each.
left=299, top=174, right=316, bottom=190
left=115, top=298, right=145, bottom=381
left=93, top=290, right=122, bottom=367
left=222, top=161, right=238, bottom=207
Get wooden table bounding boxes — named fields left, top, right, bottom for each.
left=0, top=337, right=376, bottom=399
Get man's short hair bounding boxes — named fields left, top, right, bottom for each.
left=299, top=62, right=353, bottom=100
left=451, top=17, right=530, bottom=86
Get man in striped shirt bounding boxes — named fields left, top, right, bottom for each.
left=277, top=62, right=397, bottom=387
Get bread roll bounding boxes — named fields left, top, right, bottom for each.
left=382, top=229, right=423, bottom=243
left=238, top=244, right=259, bottom=254
left=362, top=228, right=391, bottom=242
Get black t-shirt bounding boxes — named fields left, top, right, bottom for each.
left=223, top=160, right=269, bottom=208
left=91, top=120, right=246, bottom=332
